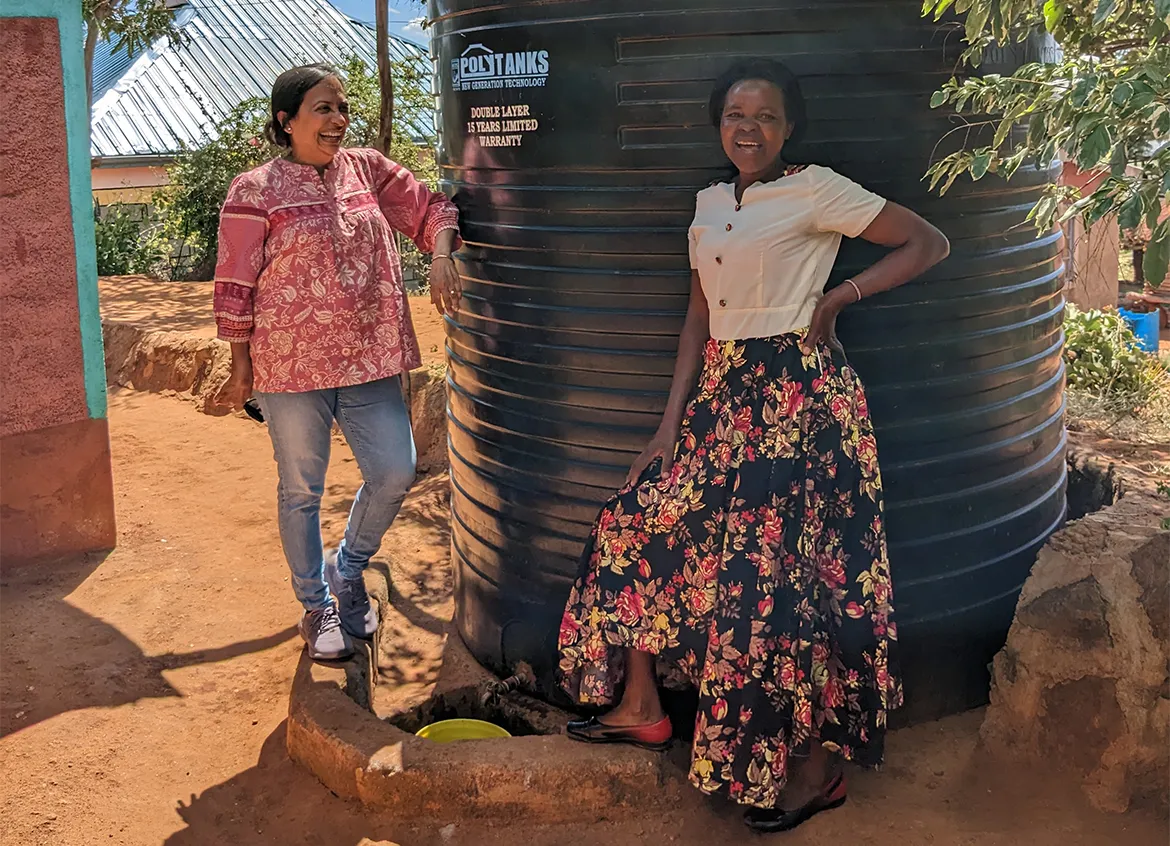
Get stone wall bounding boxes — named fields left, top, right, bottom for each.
left=981, top=490, right=1169, bottom=813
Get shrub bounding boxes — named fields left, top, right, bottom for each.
left=1063, top=305, right=1168, bottom=414
left=154, top=99, right=274, bottom=280
left=94, top=204, right=165, bottom=276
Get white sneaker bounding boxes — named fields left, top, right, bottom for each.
left=298, top=604, right=353, bottom=661
left=324, top=550, right=379, bottom=639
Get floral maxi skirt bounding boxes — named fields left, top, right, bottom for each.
left=557, top=333, right=903, bottom=810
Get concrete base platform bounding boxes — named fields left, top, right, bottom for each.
left=286, top=565, right=673, bottom=823
left=287, top=654, right=670, bottom=823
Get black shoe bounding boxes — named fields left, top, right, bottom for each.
left=744, top=771, right=848, bottom=833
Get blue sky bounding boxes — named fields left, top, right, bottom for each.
left=330, top=0, right=430, bottom=47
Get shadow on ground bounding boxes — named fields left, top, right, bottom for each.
left=99, top=276, right=217, bottom=335
left=0, top=552, right=297, bottom=737
left=165, top=721, right=409, bottom=846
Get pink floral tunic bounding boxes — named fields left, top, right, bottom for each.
left=212, top=147, right=459, bottom=393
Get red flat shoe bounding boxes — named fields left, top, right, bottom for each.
left=743, top=771, right=848, bottom=832
left=565, top=715, right=673, bottom=752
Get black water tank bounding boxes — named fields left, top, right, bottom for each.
left=430, top=0, right=1066, bottom=722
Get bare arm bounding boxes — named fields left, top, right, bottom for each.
left=805, top=202, right=950, bottom=351
left=853, top=202, right=950, bottom=294
left=219, top=342, right=253, bottom=411
left=626, top=271, right=710, bottom=485
left=429, top=228, right=461, bottom=316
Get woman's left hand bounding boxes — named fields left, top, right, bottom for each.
left=429, top=256, right=462, bottom=317
left=802, top=287, right=852, bottom=356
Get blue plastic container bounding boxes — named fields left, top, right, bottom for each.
left=1119, top=308, right=1160, bottom=353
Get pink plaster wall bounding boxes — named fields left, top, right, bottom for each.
left=1058, top=162, right=1120, bottom=311
left=0, top=18, right=89, bottom=439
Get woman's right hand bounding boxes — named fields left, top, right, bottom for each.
left=218, top=357, right=254, bottom=412
left=625, top=425, right=679, bottom=488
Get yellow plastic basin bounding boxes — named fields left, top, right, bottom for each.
left=415, top=718, right=512, bottom=743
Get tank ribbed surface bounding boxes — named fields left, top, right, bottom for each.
left=431, top=0, right=1066, bottom=721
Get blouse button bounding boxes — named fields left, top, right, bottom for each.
left=719, top=299, right=727, bottom=307
left=725, top=223, right=733, bottom=231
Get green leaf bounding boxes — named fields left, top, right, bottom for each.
left=940, top=167, right=963, bottom=195
left=1118, top=195, right=1143, bottom=232
left=1077, top=125, right=1111, bottom=170
left=971, top=150, right=993, bottom=180
left=965, top=1, right=991, bottom=42
left=1027, top=112, right=1047, bottom=148
left=1131, top=91, right=1157, bottom=111
left=930, top=90, right=948, bottom=109
left=1111, top=82, right=1133, bottom=106
left=1110, top=144, right=1128, bottom=178
left=1031, top=194, right=1058, bottom=226
left=1042, top=0, right=1062, bottom=32
left=1002, top=152, right=1024, bottom=180
left=993, top=101, right=1028, bottom=149
left=1071, top=76, right=1097, bottom=108
left=1093, top=0, right=1116, bottom=24
left=1157, top=0, right=1170, bottom=21
left=1144, top=226, right=1169, bottom=287
left=996, top=0, right=1013, bottom=41
left=926, top=0, right=957, bottom=19
left=1087, top=194, right=1114, bottom=226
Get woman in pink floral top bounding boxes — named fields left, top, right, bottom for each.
left=214, top=64, right=460, bottom=661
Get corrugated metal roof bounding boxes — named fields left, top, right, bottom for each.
left=91, top=0, right=432, bottom=161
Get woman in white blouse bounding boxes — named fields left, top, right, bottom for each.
left=557, top=59, right=949, bottom=832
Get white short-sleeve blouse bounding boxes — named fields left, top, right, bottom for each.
left=688, top=164, right=887, bottom=341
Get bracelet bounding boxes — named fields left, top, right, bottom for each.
left=433, top=254, right=454, bottom=261
left=845, top=278, right=863, bottom=302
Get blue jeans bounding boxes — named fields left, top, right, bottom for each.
left=255, top=377, right=416, bottom=611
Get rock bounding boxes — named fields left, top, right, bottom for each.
left=1131, top=535, right=1170, bottom=643
left=1015, top=578, right=1111, bottom=649
left=102, top=322, right=234, bottom=416
left=981, top=491, right=1170, bottom=814
left=1037, top=677, right=1125, bottom=775
left=408, top=366, right=448, bottom=473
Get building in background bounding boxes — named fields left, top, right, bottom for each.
left=1059, top=161, right=1121, bottom=311
left=89, top=0, right=432, bottom=207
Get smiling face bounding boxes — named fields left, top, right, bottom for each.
left=280, top=76, right=350, bottom=168
left=719, top=78, right=793, bottom=182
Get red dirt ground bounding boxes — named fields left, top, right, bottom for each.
left=3, top=281, right=1167, bottom=843
left=1, top=388, right=1165, bottom=845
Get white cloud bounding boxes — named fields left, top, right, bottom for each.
left=403, top=15, right=426, bottom=34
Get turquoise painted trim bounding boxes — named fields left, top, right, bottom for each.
left=2, top=0, right=107, bottom=419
